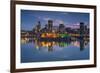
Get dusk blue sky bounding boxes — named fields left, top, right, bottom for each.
left=21, top=10, right=89, bottom=30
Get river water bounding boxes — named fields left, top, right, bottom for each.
left=21, top=38, right=89, bottom=63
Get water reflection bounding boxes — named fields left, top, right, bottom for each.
left=21, top=37, right=89, bottom=63
left=21, top=37, right=89, bottom=52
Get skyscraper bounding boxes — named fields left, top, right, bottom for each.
left=80, top=22, right=85, bottom=37
left=59, top=24, right=65, bottom=33
left=36, top=21, right=41, bottom=32
left=48, top=20, right=53, bottom=32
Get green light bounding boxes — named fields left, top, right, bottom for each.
left=59, top=42, right=68, bottom=47
left=59, top=33, right=69, bottom=38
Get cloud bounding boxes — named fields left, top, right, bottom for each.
left=54, top=19, right=64, bottom=26
left=37, top=16, right=52, bottom=21
left=43, top=17, right=52, bottom=21
left=66, top=23, right=80, bottom=29
left=37, top=16, right=41, bottom=19
left=55, top=19, right=64, bottom=24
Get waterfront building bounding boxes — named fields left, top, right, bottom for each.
left=48, top=20, right=53, bottom=32
left=59, top=24, right=65, bottom=33
left=80, top=22, right=85, bottom=37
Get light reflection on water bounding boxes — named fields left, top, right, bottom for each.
left=21, top=37, right=90, bottom=63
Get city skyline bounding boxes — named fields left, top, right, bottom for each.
left=21, top=10, right=90, bottom=63
left=21, top=10, right=89, bottom=31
